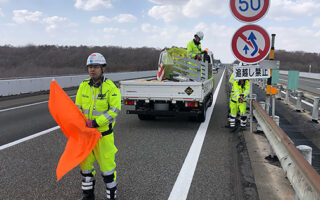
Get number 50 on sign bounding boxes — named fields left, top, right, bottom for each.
left=230, top=0, right=270, bottom=23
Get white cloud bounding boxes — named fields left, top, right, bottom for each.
left=148, top=0, right=227, bottom=22
left=43, top=16, right=69, bottom=32
left=0, top=8, right=4, bottom=17
left=148, top=0, right=188, bottom=5
left=182, top=0, right=227, bottom=18
left=74, top=0, right=112, bottom=11
left=43, top=16, right=67, bottom=24
left=313, top=18, right=320, bottom=27
left=114, top=14, right=137, bottom=23
left=90, top=16, right=111, bottom=23
left=141, top=23, right=159, bottom=32
left=12, top=10, right=73, bottom=32
left=269, top=0, right=320, bottom=21
left=103, top=27, right=128, bottom=34
left=268, top=26, right=320, bottom=53
left=12, top=10, right=42, bottom=24
left=148, top=5, right=183, bottom=22
left=91, top=14, right=137, bottom=24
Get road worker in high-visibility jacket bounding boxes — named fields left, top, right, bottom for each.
left=75, top=52, right=121, bottom=200
left=187, top=31, right=206, bottom=77
left=229, top=74, right=250, bottom=129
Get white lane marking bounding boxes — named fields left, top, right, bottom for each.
left=0, top=95, right=76, bottom=113
left=0, top=126, right=60, bottom=151
left=317, top=88, right=320, bottom=90
left=168, top=69, right=226, bottom=200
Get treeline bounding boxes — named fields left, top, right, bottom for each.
left=275, top=50, right=320, bottom=73
left=0, top=45, right=161, bottom=78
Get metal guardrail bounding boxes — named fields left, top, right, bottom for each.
left=253, top=100, right=320, bottom=199
left=254, top=79, right=320, bottom=123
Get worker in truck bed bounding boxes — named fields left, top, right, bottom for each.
left=187, top=31, right=208, bottom=77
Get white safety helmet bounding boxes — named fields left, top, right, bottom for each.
left=195, top=31, right=204, bottom=40
left=86, top=53, right=107, bottom=66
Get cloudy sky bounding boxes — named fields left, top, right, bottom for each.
left=0, top=0, right=320, bottom=63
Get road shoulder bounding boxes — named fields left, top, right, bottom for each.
left=244, top=128, right=295, bottom=200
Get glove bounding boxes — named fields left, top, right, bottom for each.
left=196, top=55, right=201, bottom=61
left=238, top=98, right=243, bottom=103
left=86, top=120, right=95, bottom=128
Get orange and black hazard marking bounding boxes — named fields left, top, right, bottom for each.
left=185, top=87, right=194, bottom=96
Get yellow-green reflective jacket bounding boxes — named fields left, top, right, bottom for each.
left=231, top=80, right=250, bottom=101
left=187, top=40, right=202, bottom=59
left=187, top=40, right=203, bottom=76
left=75, top=77, right=121, bottom=133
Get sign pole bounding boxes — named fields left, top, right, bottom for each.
left=230, top=0, right=271, bottom=133
left=250, top=80, right=253, bottom=133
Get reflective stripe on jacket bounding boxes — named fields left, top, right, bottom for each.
left=75, top=77, right=121, bottom=133
left=230, top=79, right=250, bottom=101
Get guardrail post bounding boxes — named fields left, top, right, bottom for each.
left=312, top=97, right=319, bottom=123
left=269, top=115, right=280, bottom=158
left=296, top=91, right=303, bottom=112
left=265, top=96, right=270, bottom=115
left=285, top=89, right=290, bottom=104
left=276, top=85, right=282, bottom=100
left=272, top=94, right=276, bottom=119
left=256, top=101, right=266, bottom=133
left=296, top=145, right=313, bottom=200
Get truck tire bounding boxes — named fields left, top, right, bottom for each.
left=138, top=114, right=155, bottom=120
left=208, top=93, right=213, bottom=107
left=196, top=105, right=206, bottom=122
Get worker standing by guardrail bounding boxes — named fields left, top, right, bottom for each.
left=229, top=75, right=250, bottom=131
left=75, top=53, right=121, bottom=200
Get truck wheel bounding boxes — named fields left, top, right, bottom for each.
left=208, top=93, right=213, bottom=107
left=196, top=106, right=206, bottom=122
left=138, top=114, right=155, bottom=120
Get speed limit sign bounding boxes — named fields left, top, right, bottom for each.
left=230, top=0, right=270, bottom=23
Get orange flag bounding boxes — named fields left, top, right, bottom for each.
left=48, top=80, right=101, bottom=181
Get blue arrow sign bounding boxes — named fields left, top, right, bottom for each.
left=248, top=32, right=258, bottom=56
left=243, top=45, right=249, bottom=55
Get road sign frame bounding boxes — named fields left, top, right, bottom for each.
left=230, top=0, right=270, bottom=23
left=231, top=24, right=271, bottom=64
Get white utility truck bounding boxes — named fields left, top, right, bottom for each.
left=120, top=48, right=215, bottom=122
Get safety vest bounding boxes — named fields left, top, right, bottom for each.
left=187, top=40, right=203, bottom=77
left=230, top=80, right=250, bottom=102
left=75, top=77, right=121, bottom=135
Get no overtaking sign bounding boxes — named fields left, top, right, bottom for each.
left=231, top=24, right=270, bottom=64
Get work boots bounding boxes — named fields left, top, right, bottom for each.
left=102, top=172, right=117, bottom=200
left=81, top=170, right=96, bottom=200
left=240, top=116, right=247, bottom=130
left=82, top=190, right=95, bottom=200
left=106, top=186, right=117, bottom=200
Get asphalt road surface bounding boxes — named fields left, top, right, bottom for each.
left=279, top=74, right=320, bottom=95
left=0, top=69, right=258, bottom=200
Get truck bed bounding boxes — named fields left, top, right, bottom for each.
left=120, top=78, right=213, bottom=102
